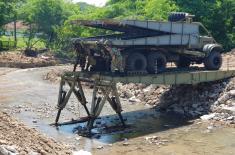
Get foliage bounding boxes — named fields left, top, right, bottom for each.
left=173, top=0, right=235, bottom=50
left=18, top=0, right=75, bottom=48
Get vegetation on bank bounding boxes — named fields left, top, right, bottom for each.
left=0, top=0, right=234, bottom=55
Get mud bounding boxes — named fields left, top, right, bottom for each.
left=0, top=66, right=235, bottom=154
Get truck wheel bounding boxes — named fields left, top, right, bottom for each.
left=175, top=57, right=191, bottom=68
left=147, top=52, right=167, bottom=73
left=126, top=53, right=147, bottom=71
left=168, top=12, right=187, bottom=22
left=204, top=51, right=222, bottom=70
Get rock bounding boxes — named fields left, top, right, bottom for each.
left=96, top=146, right=103, bottom=150
left=123, top=142, right=129, bottom=146
left=143, top=85, right=157, bottom=93
left=28, top=151, right=40, bottom=155
left=3, top=146, right=17, bottom=153
left=222, top=106, right=235, bottom=113
left=200, top=113, right=216, bottom=121
left=0, top=146, right=10, bottom=155
left=125, top=91, right=134, bottom=98
left=229, top=90, right=235, bottom=96
left=207, top=126, right=214, bottom=130
left=158, top=87, right=165, bottom=94
left=218, top=94, right=230, bottom=104
left=75, top=136, right=81, bottom=141
left=0, top=145, right=18, bottom=155
left=227, top=116, right=234, bottom=120
left=129, top=96, right=141, bottom=103
left=73, top=150, right=92, bottom=155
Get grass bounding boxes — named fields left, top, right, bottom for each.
left=17, top=37, right=46, bottom=49
left=0, top=35, right=46, bottom=50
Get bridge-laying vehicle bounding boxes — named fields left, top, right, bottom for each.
left=71, top=12, right=223, bottom=74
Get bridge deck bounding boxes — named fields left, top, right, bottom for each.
left=63, top=69, right=235, bottom=85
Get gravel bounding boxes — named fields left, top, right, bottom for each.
left=0, top=112, right=72, bottom=155
left=117, top=78, right=235, bottom=126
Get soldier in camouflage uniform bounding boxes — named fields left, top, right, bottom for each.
left=104, top=41, right=124, bottom=73
left=74, top=40, right=86, bottom=71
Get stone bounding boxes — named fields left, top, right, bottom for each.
left=143, top=85, right=156, bottom=93
left=125, top=91, right=134, bottom=98
left=200, top=113, right=216, bottom=121
left=129, top=96, right=141, bottom=103
left=0, top=145, right=18, bottom=155
left=28, top=151, right=40, bottom=155
left=123, top=142, right=129, bottom=146
left=227, top=116, right=234, bottom=120
left=96, top=146, right=103, bottom=150
left=222, top=106, right=235, bottom=114
left=0, top=146, right=10, bottom=155
left=75, top=136, right=81, bottom=141
left=207, top=126, right=214, bottom=130
left=229, top=90, right=235, bottom=96
left=218, top=94, right=230, bottom=104
left=73, top=150, right=92, bottom=155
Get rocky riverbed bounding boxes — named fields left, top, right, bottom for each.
left=0, top=112, right=72, bottom=155
left=117, top=79, right=235, bottom=126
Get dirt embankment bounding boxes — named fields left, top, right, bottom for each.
left=0, top=52, right=58, bottom=68
left=0, top=112, right=72, bottom=155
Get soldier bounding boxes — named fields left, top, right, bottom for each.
left=104, top=40, right=124, bottom=73
left=86, top=49, right=97, bottom=71
left=74, top=40, right=86, bottom=71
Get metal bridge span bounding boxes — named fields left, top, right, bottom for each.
left=54, top=69, right=235, bottom=132
left=64, top=69, right=235, bottom=85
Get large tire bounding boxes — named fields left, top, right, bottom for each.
left=126, top=53, right=147, bottom=71
left=175, top=56, right=191, bottom=68
left=147, top=52, right=167, bottom=74
left=168, top=12, right=187, bottom=22
left=204, top=51, right=222, bottom=70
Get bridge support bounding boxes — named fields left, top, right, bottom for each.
left=54, top=72, right=126, bottom=133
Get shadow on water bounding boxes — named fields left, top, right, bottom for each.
left=58, top=107, right=193, bottom=144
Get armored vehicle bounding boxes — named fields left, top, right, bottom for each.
left=72, top=12, right=223, bottom=74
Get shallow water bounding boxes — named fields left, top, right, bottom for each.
left=0, top=67, right=234, bottom=155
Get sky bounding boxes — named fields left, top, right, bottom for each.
left=72, top=0, right=108, bottom=7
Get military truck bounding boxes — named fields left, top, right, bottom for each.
left=72, top=12, right=223, bottom=74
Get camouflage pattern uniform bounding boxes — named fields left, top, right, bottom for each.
left=106, top=47, right=124, bottom=72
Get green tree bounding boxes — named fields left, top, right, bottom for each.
left=144, top=0, right=178, bottom=20
left=172, top=0, right=235, bottom=50
left=19, top=0, right=74, bottom=46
